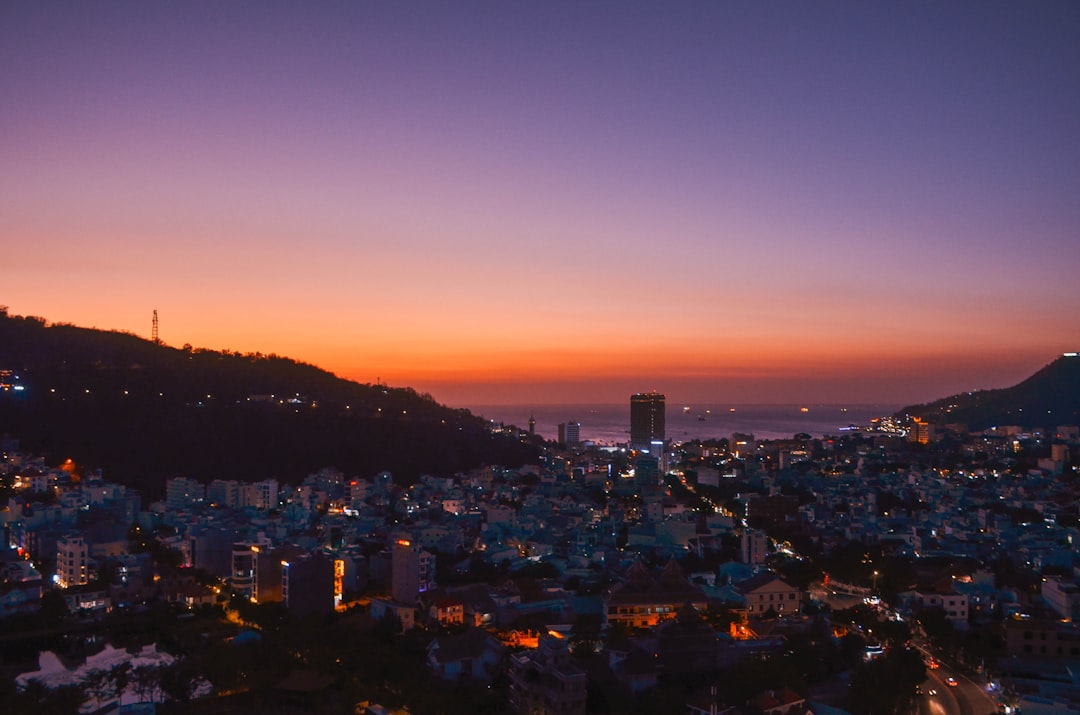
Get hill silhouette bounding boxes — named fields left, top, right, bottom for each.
left=0, top=309, right=540, bottom=497
left=896, top=354, right=1080, bottom=431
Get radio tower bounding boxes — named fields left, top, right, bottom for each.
left=152, top=309, right=160, bottom=345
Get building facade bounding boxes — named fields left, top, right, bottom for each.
left=741, top=528, right=768, bottom=565
left=605, top=560, right=707, bottom=628
left=56, top=534, right=89, bottom=589
left=391, top=539, right=435, bottom=605
left=508, top=634, right=586, bottom=715
left=733, top=573, right=803, bottom=615
left=630, top=392, right=665, bottom=451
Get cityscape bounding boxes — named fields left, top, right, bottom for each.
left=3, top=2, right=1080, bottom=715
left=2, top=330, right=1080, bottom=715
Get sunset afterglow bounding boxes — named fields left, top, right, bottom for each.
left=3, top=2, right=1077, bottom=407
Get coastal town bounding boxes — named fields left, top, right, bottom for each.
left=3, top=386, right=1079, bottom=715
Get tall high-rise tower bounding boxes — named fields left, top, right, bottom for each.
left=559, top=420, right=580, bottom=448
left=630, top=391, right=665, bottom=451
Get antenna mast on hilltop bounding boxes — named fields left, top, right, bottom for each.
left=152, top=309, right=159, bottom=345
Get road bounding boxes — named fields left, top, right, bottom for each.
left=918, top=664, right=998, bottom=715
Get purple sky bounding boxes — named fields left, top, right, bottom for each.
left=2, top=2, right=1079, bottom=406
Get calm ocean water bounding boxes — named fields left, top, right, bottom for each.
left=468, top=403, right=901, bottom=445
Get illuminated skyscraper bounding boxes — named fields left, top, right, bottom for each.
left=630, top=391, right=665, bottom=451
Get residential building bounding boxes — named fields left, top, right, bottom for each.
left=1005, top=615, right=1080, bottom=658
left=56, top=534, right=89, bottom=589
left=282, top=552, right=335, bottom=616
left=744, top=495, right=799, bottom=527
left=391, top=539, right=435, bottom=605
left=428, top=595, right=465, bottom=627
left=732, top=573, right=802, bottom=616
left=605, top=560, right=707, bottom=628
left=508, top=634, right=586, bottom=715
left=230, top=537, right=272, bottom=601
left=0, top=552, right=42, bottom=617
left=426, top=629, right=505, bottom=684
left=741, top=528, right=768, bottom=565
left=897, top=590, right=969, bottom=630
left=165, top=477, right=204, bottom=510
left=1042, top=576, right=1080, bottom=622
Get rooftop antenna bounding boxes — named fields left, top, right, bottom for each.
left=152, top=309, right=159, bottom=345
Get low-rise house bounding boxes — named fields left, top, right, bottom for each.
left=1004, top=615, right=1080, bottom=658
left=369, top=597, right=416, bottom=632
left=0, top=554, right=42, bottom=617
left=731, top=572, right=803, bottom=616
left=897, top=590, right=969, bottom=630
left=426, top=628, right=505, bottom=684
left=1041, top=576, right=1080, bottom=621
left=605, top=560, right=707, bottom=628
left=62, top=586, right=112, bottom=616
left=427, top=595, right=465, bottom=627
left=607, top=646, right=658, bottom=694
left=508, top=634, right=586, bottom=715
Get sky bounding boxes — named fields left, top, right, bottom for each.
left=2, top=1, right=1079, bottom=407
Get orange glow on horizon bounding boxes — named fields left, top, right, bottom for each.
left=0, top=296, right=1063, bottom=407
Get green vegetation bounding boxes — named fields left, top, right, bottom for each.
left=0, top=312, right=540, bottom=495
left=896, top=354, right=1080, bottom=429
left=847, top=646, right=926, bottom=715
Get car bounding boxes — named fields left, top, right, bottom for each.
left=946, top=677, right=959, bottom=687
left=927, top=658, right=940, bottom=669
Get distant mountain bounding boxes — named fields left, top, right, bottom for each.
left=896, top=354, right=1080, bottom=431
left=0, top=310, right=540, bottom=496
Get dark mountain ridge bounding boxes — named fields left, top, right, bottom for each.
left=896, top=354, right=1080, bottom=431
left=0, top=309, right=540, bottom=496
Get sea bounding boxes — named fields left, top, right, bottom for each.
left=467, top=403, right=901, bottom=445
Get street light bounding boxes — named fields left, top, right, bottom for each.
left=873, top=570, right=879, bottom=593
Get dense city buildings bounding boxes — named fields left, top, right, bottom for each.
left=4, top=385, right=1080, bottom=715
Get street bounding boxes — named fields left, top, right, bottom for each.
left=918, top=663, right=998, bottom=715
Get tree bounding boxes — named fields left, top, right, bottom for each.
left=570, top=612, right=602, bottom=656
left=4, top=679, right=84, bottom=715
left=39, top=589, right=70, bottom=625
left=157, top=659, right=204, bottom=704
left=129, top=666, right=164, bottom=704
left=374, top=609, right=403, bottom=640
left=916, top=606, right=955, bottom=648
left=847, top=646, right=926, bottom=715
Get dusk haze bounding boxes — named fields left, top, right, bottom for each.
left=3, top=1, right=1078, bottom=407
